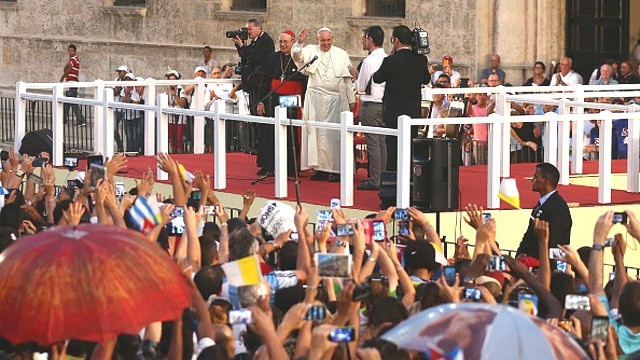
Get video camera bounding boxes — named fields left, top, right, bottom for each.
left=410, top=27, right=430, bottom=56
left=226, top=27, right=249, bottom=40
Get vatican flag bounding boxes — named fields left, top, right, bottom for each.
left=498, top=178, right=520, bottom=209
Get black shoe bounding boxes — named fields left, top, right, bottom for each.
left=328, top=174, right=341, bottom=183
left=309, top=172, right=329, bottom=181
left=245, top=147, right=258, bottom=155
left=256, top=168, right=268, bottom=176
left=357, top=180, right=379, bottom=191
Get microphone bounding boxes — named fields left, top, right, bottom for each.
left=308, top=55, right=319, bottom=65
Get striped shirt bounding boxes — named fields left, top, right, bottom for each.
left=66, top=56, right=80, bottom=82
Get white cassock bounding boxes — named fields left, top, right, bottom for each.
left=292, top=43, right=354, bottom=173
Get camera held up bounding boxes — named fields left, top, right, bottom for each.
left=226, top=27, right=249, bottom=40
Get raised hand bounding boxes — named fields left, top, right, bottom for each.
left=464, top=203, right=484, bottom=230
left=298, top=28, right=309, bottom=44
left=155, top=153, right=179, bottom=175
left=105, top=153, right=128, bottom=180
left=135, top=167, right=155, bottom=196
left=63, top=201, right=86, bottom=226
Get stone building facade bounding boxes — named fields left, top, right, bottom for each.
left=0, top=0, right=637, bottom=92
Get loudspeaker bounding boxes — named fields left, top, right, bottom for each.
left=19, top=129, right=53, bottom=157
left=378, top=171, right=399, bottom=209
left=412, top=138, right=460, bottom=212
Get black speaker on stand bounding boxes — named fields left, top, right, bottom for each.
left=412, top=138, right=460, bottom=212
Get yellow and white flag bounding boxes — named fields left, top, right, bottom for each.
left=221, top=255, right=263, bottom=287
left=498, top=178, right=520, bottom=209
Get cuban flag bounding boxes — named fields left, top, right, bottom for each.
left=128, top=195, right=162, bottom=234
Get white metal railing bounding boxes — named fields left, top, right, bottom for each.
left=14, top=80, right=640, bottom=209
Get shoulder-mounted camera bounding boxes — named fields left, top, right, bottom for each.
left=410, top=27, right=430, bottom=55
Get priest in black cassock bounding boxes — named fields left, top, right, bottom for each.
left=255, top=29, right=308, bottom=176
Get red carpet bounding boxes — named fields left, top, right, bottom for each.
left=109, top=153, right=640, bottom=212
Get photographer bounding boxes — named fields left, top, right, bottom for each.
left=229, top=19, right=275, bottom=156
left=373, top=25, right=430, bottom=171
left=229, top=18, right=274, bottom=112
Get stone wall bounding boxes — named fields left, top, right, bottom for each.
left=0, top=0, right=567, bottom=92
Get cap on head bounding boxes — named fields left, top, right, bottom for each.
left=116, top=65, right=129, bottom=72
left=124, top=72, right=136, bottom=80
left=165, top=70, right=181, bottom=79
left=282, top=29, right=296, bottom=39
left=443, top=55, right=453, bottom=64
left=195, top=66, right=207, bottom=74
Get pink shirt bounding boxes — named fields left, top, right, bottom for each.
left=471, top=104, right=488, bottom=142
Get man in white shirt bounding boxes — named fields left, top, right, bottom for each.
left=550, top=57, right=583, bottom=86
left=355, top=26, right=387, bottom=191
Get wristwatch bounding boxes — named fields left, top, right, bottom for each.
left=335, top=239, right=347, bottom=247
left=592, top=244, right=605, bottom=251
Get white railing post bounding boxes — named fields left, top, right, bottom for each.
left=557, top=99, right=570, bottom=185
left=193, top=77, right=206, bottom=154
left=274, top=106, right=288, bottom=198
left=397, top=115, right=412, bottom=208
left=13, top=82, right=27, bottom=151
left=213, top=99, right=227, bottom=189
left=93, top=80, right=105, bottom=154
left=495, top=90, right=510, bottom=178
left=598, top=110, right=612, bottom=204
left=544, top=112, right=558, bottom=166
left=52, top=85, right=64, bottom=166
left=102, top=87, right=115, bottom=160
left=627, top=105, right=640, bottom=192
left=571, top=87, right=585, bottom=174
left=487, top=113, right=502, bottom=209
left=144, top=80, right=156, bottom=156
left=156, top=93, right=169, bottom=181
left=340, top=110, right=354, bottom=207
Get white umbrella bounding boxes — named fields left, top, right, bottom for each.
left=380, top=303, right=588, bottom=360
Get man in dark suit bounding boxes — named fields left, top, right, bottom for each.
left=516, top=162, right=572, bottom=259
left=231, top=18, right=275, bottom=155
left=373, top=25, right=430, bottom=171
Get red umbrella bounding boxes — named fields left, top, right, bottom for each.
left=0, top=224, right=193, bottom=345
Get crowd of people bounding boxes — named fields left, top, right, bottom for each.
left=1, top=148, right=640, bottom=359
left=58, top=23, right=640, bottom=191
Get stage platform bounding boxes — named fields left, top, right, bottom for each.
left=106, top=152, right=640, bottom=212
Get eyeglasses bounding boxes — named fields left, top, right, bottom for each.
left=212, top=71, right=221, bottom=75
left=389, top=36, right=395, bottom=43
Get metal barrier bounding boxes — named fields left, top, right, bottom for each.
left=12, top=80, right=640, bottom=209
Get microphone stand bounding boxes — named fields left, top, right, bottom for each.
left=251, top=56, right=317, bottom=205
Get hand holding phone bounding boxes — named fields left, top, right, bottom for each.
left=612, top=212, right=628, bottom=224
left=590, top=316, right=609, bottom=342
left=328, top=327, right=355, bottom=342
left=564, top=294, right=590, bottom=311
left=444, top=265, right=456, bottom=286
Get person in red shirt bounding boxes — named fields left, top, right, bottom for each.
left=60, top=44, right=86, bottom=126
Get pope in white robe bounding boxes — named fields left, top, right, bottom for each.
left=292, top=27, right=355, bottom=177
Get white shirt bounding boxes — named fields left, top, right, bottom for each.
left=432, top=69, right=461, bottom=87
left=355, top=48, right=386, bottom=103
left=550, top=71, right=583, bottom=86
